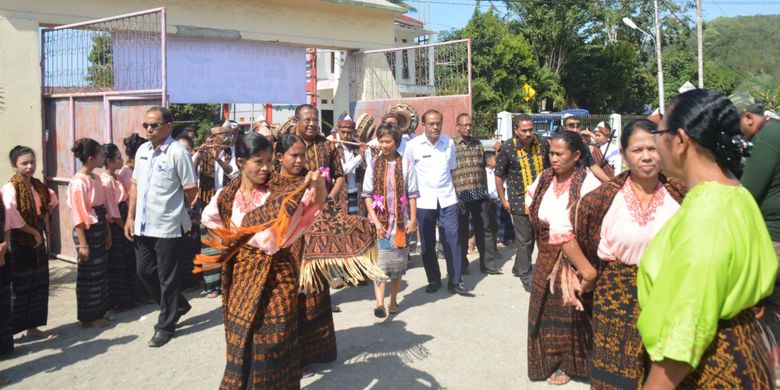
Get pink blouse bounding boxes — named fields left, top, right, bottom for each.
left=529, top=172, right=601, bottom=245
left=116, top=166, right=133, bottom=192
left=201, top=186, right=323, bottom=254
left=67, top=173, right=120, bottom=229
left=597, top=179, right=680, bottom=265
left=1, top=182, right=59, bottom=230
left=100, top=173, right=128, bottom=206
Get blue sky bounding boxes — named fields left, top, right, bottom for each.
left=405, top=1, right=780, bottom=33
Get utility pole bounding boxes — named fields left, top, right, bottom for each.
left=697, top=0, right=704, bottom=88
left=654, top=0, right=665, bottom=114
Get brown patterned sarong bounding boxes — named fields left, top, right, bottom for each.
left=592, top=261, right=646, bottom=389
left=679, top=310, right=774, bottom=389
left=527, top=168, right=592, bottom=381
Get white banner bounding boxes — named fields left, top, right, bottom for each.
left=166, top=36, right=306, bottom=104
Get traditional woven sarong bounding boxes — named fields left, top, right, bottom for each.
left=591, top=261, right=646, bottom=389
left=298, top=202, right=381, bottom=367
left=527, top=168, right=591, bottom=381
left=205, top=174, right=308, bottom=390
left=679, top=310, right=774, bottom=389
left=8, top=223, right=50, bottom=333
left=0, top=255, right=12, bottom=356
left=106, top=201, right=140, bottom=309
left=72, top=205, right=110, bottom=323
left=574, top=172, right=686, bottom=388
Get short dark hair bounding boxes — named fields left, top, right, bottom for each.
left=666, top=89, right=748, bottom=173
left=550, top=130, right=585, bottom=162
left=101, top=143, right=121, bottom=165
left=746, top=103, right=765, bottom=116
left=422, top=109, right=443, bottom=124
left=374, top=123, right=402, bottom=146
left=9, top=145, right=35, bottom=167
left=71, top=138, right=102, bottom=163
left=513, top=114, right=533, bottom=129
left=456, top=113, right=471, bottom=125
left=563, top=116, right=579, bottom=124
left=235, top=132, right=273, bottom=159
left=146, top=106, right=173, bottom=124
left=484, top=150, right=496, bottom=160
left=620, top=119, right=657, bottom=150
left=295, top=104, right=318, bottom=118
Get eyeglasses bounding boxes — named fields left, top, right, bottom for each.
left=565, top=122, right=581, bottom=128
left=142, top=122, right=166, bottom=129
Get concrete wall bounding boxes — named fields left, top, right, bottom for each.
left=0, top=0, right=399, bottom=180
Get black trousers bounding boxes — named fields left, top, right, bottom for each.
left=511, top=214, right=535, bottom=284
left=458, top=200, right=498, bottom=272
left=135, top=235, right=189, bottom=334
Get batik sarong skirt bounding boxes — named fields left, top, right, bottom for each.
left=72, top=206, right=110, bottom=323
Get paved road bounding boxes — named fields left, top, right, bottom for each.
left=0, top=247, right=588, bottom=389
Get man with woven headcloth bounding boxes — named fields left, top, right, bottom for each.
left=330, top=115, right=366, bottom=216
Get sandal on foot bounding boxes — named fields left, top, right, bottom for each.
left=546, top=370, right=571, bottom=385
left=388, top=304, right=400, bottom=314
left=374, top=306, right=386, bottom=318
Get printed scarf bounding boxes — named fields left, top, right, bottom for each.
left=11, top=173, right=50, bottom=246
left=198, top=148, right=233, bottom=205
left=371, top=153, right=406, bottom=248
left=514, top=136, right=545, bottom=193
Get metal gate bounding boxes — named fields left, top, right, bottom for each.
left=41, top=8, right=167, bottom=260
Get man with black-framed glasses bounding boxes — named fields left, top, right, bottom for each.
left=124, top=106, right=197, bottom=348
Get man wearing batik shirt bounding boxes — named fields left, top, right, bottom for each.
left=495, top=114, right=550, bottom=292
left=452, top=113, right=500, bottom=275
left=295, top=104, right=345, bottom=199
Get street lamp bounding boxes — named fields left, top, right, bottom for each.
left=623, top=3, right=665, bottom=115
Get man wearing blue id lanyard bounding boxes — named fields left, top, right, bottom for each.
left=124, top=106, right=197, bottom=348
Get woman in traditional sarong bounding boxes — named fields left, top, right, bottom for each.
left=198, top=132, right=327, bottom=389
left=572, top=120, right=686, bottom=389
left=638, top=89, right=776, bottom=389
left=68, top=138, right=118, bottom=328
left=362, top=124, right=418, bottom=318
left=1, top=146, right=58, bottom=339
left=526, top=130, right=601, bottom=385
left=1, top=197, right=12, bottom=357
left=100, top=143, right=142, bottom=310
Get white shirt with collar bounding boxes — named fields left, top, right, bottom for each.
left=403, top=133, right=458, bottom=209
left=327, top=134, right=364, bottom=193
left=214, top=145, right=240, bottom=191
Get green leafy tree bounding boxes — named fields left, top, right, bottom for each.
left=662, top=45, right=739, bottom=102
left=86, top=33, right=113, bottom=89
left=562, top=42, right=653, bottom=113
left=170, top=104, right=220, bottom=144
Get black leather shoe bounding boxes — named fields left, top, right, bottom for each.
left=148, top=330, right=172, bottom=348
left=522, top=281, right=532, bottom=293
left=174, top=302, right=192, bottom=324
left=448, top=283, right=475, bottom=297
left=425, top=282, right=441, bottom=293
left=481, top=267, right=502, bottom=275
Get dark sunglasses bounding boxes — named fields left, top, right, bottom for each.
left=142, top=122, right=165, bottom=129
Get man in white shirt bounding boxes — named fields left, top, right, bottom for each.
left=403, top=110, right=471, bottom=295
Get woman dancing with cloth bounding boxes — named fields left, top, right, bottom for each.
left=198, top=133, right=327, bottom=389
left=639, top=89, right=777, bottom=389
left=573, top=120, right=686, bottom=388
left=525, top=130, right=601, bottom=385
left=1, top=146, right=58, bottom=339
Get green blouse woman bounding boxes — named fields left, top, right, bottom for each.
left=639, top=89, right=777, bottom=389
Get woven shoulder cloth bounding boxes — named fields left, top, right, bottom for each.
left=572, top=171, right=687, bottom=268
left=193, top=173, right=308, bottom=273
left=197, top=151, right=218, bottom=205
left=300, top=200, right=383, bottom=294
left=11, top=173, right=50, bottom=246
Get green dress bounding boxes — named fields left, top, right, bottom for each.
left=638, top=182, right=777, bottom=370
